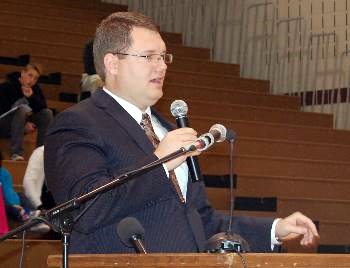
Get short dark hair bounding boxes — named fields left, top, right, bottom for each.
left=93, top=12, right=159, bottom=81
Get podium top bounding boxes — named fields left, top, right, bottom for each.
left=47, top=253, right=350, bottom=268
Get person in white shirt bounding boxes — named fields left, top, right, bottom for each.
left=23, top=146, right=55, bottom=210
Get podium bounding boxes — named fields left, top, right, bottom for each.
left=47, top=253, right=350, bottom=267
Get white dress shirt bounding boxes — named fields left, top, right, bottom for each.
left=103, top=88, right=189, bottom=200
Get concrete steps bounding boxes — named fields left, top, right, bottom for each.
left=207, top=174, right=350, bottom=201
left=54, top=70, right=269, bottom=92
left=0, top=41, right=212, bottom=74
left=0, top=137, right=36, bottom=160
left=162, top=85, right=299, bottom=110
left=209, top=136, right=350, bottom=162
left=0, top=29, right=210, bottom=62
left=8, top=0, right=126, bottom=12
left=1, top=0, right=125, bottom=21
left=156, top=99, right=333, bottom=128
left=213, top=195, right=350, bottom=222
left=2, top=160, right=27, bottom=185
left=44, top=97, right=330, bottom=128
left=199, top=152, right=350, bottom=179
left=187, top=116, right=350, bottom=145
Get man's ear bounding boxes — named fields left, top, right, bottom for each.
left=104, top=53, right=119, bottom=76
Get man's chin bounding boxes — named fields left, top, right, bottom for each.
left=149, top=92, right=163, bottom=106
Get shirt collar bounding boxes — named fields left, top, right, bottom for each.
left=103, top=87, right=151, bottom=125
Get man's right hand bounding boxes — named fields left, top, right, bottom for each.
left=154, top=127, right=200, bottom=171
left=25, top=122, right=36, bottom=133
left=21, top=86, right=33, bottom=97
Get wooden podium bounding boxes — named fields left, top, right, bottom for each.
left=47, top=253, right=350, bottom=267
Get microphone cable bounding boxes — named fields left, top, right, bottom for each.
left=226, top=130, right=248, bottom=268
left=226, top=128, right=237, bottom=236
left=227, top=135, right=235, bottom=236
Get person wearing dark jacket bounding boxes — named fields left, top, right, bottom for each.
left=0, top=63, right=53, bottom=161
left=45, top=12, right=319, bottom=254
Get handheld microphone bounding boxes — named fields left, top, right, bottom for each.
left=117, top=217, right=147, bottom=254
left=170, top=100, right=203, bottom=182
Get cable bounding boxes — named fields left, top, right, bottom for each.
left=227, top=137, right=235, bottom=235
left=236, top=251, right=248, bottom=268
left=19, top=229, right=26, bottom=268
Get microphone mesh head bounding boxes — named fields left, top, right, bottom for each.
left=117, top=217, right=145, bottom=247
left=170, top=100, right=188, bottom=117
left=209, top=124, right=227, bottom=142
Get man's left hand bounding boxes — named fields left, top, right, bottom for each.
left=275, top=211, right=320, bottom=246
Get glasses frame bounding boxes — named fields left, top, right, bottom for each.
left=112, top=52, right=173, bottom=64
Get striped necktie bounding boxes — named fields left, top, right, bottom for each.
left=141, top=113, right=185, bottom=203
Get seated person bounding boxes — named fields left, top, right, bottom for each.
left=0, top=183, right=9, bottom=235
left=81, top=39, right=103, bottom=96
left=23, top=146, right=55, bottom=210
left=0, top=63, right=53, bottom=161
left=0, top=150, right=33, bottom=222
left=0, top=150, right=50, bottom=232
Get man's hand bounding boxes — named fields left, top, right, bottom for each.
left=275, top=211, right=320, bottom=246
left=155, top=127, right=200, bottom=171
left=25, top=122, right=36, bottom=133
left=21, top=86, right=33, bottom=97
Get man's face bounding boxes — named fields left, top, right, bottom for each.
left=20, top=68, right=40, bottom=88
left=113, top=27, right=168, bottom=111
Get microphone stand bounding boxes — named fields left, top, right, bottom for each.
left=0, top=106, right=19, bottom=121
left=0, top=147, right=191, bottom=268
left=205, top=130, right=249, bottom=253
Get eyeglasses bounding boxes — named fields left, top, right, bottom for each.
left=112, top=52, right=173, bottom=64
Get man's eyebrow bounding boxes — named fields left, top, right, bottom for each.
left=138, top=49, right=167, bottom=54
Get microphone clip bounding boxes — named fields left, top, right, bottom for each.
left=205, top=232, right=250, bottom=253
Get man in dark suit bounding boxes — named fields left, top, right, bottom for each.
left=44, top=12, right=318, bottom=254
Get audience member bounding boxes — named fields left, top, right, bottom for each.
left=45, top=12, right=319, bottom=254
left=81, top=39, right=103, bottom=95
left=0, top=183, right=9, bottom=235
left=0, top=63, right=53, bottom=161
left=0, top=150, right=50, bottom=232
left=23, top=146, right=55, bottom=210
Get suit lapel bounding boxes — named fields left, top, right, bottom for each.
left=91, top=90, right=155, bottom=154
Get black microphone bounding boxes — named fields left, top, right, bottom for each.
left=170, top=100, right=203, bottom=182
left=117, top=217, right=147, bottom=254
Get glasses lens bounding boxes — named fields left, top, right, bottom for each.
left=146, top=54, right=173, bottom=64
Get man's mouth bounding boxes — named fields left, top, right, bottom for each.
left=150, top=77, right=164, bottom=85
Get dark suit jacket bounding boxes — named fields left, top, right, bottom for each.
left=45, top=89, right=274, bottom=253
